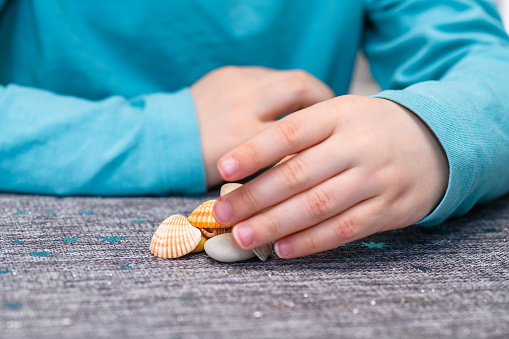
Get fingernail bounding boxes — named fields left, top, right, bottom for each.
left=218, top=157, right=238, bottom=179
left=274, top=240, right=292, bottom=258
left=232, top=223, right=254, bottom=248
left=213, top=198, right=233, bottom=224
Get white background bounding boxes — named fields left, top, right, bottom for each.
left=498, top=0, right=508, bottom=26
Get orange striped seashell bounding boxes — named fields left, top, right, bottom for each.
left=216, top=227, right=232, bottom=235
left=149, top=215, right=202, bottom=259
left=188, top=200, right=229, bottom=229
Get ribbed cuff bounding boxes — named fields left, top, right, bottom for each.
left=148, top=88, right=207, bottom=195
left=372, top=88, right=475, bottom=226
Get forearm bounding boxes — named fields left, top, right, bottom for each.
left=0, top=84, right=206, bottom=196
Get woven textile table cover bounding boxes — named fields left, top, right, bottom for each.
left=1, top=191, right=508, bottom=338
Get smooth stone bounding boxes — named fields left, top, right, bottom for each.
left=204, top=233, right=256, bottom=263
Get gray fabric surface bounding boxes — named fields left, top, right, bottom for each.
left=1, top=191, right=508, bottom=339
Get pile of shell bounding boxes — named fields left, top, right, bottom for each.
left=149, top=183, right=272, bottom=262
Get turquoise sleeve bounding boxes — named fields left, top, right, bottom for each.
left=0, top=85, right=207, bottom=196
left=364, top=0, right=509, bottom=225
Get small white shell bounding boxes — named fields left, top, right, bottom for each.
left=200, top=227, right=233, bottom=239
left=220, top=183, right=243, bottom=197
left=150, top=215, right=202, bottom=259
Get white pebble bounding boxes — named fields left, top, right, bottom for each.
left=204, top=233, right=256, bottom=263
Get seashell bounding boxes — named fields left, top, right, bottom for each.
left=216, top=227, right=232, bottom=235
left=188, top=200, right=229, bottom=229
left=220, top=183, right=243, bottom=197
left=190, top=236, right=207, bottom=253
left=149, top=215, right=201, bottom=259
left=200, top=228, right=217, bottom=238
left=200, top=227, right=233, bottom=239
left=252, top=243, right=273, bottom=262
left=204, top=233, right=256, bottom=263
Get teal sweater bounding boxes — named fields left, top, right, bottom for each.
left=1, top=0, right=509, bottom=226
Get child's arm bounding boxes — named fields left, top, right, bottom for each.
left=0, top=85, right=206, bottom=195
left=0, top=67, right=332, bottom=196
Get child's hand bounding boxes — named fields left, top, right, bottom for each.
left=190, top=66, right=334, bottom=187
left=213, top=95, right=449, bottom=258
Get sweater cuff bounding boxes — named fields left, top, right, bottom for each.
left=147, top=88, right=207, bottom=195
left=372, top=88, right=473, bottom=226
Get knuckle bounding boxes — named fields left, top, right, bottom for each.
left=377, top=195, right=393, bottom=212
left=304, top=233, right=318, bottom=254
left=220, top=65, right=238, bottom=72
left=303, top=189, right=333, bottom=219
left=244, top=142, right=262, bottom=166
left=262, top=213, right=280, bottom=238
left=340, top=94, right=362, bottom=106
left=214, top=65, right=240, bottom=78
left=276, top=120, right=300, bottom=146
left=279, top=158, right=307, bottom=188
left=290, top=69, right=311, bottom=82
left=285, top=76, right=307, bottom=97
left=374, top=164, right=405, bottom=196
left=386, top=164, right=405, bottom=185
left=238, top=186, right=261, bottom=210
left=332, top=215, right=358, bottom=242
left=335, top=94, right=362, bottom=114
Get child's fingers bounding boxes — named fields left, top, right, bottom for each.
left=216, top=102, right=336, bottom=182
left=230, top=167, right=377, bottom=250
left=255, top=70, right=334, bottom=121
left=214, top=136, right=353, bottom=225
left=273, top=197, right=386, bottom=259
